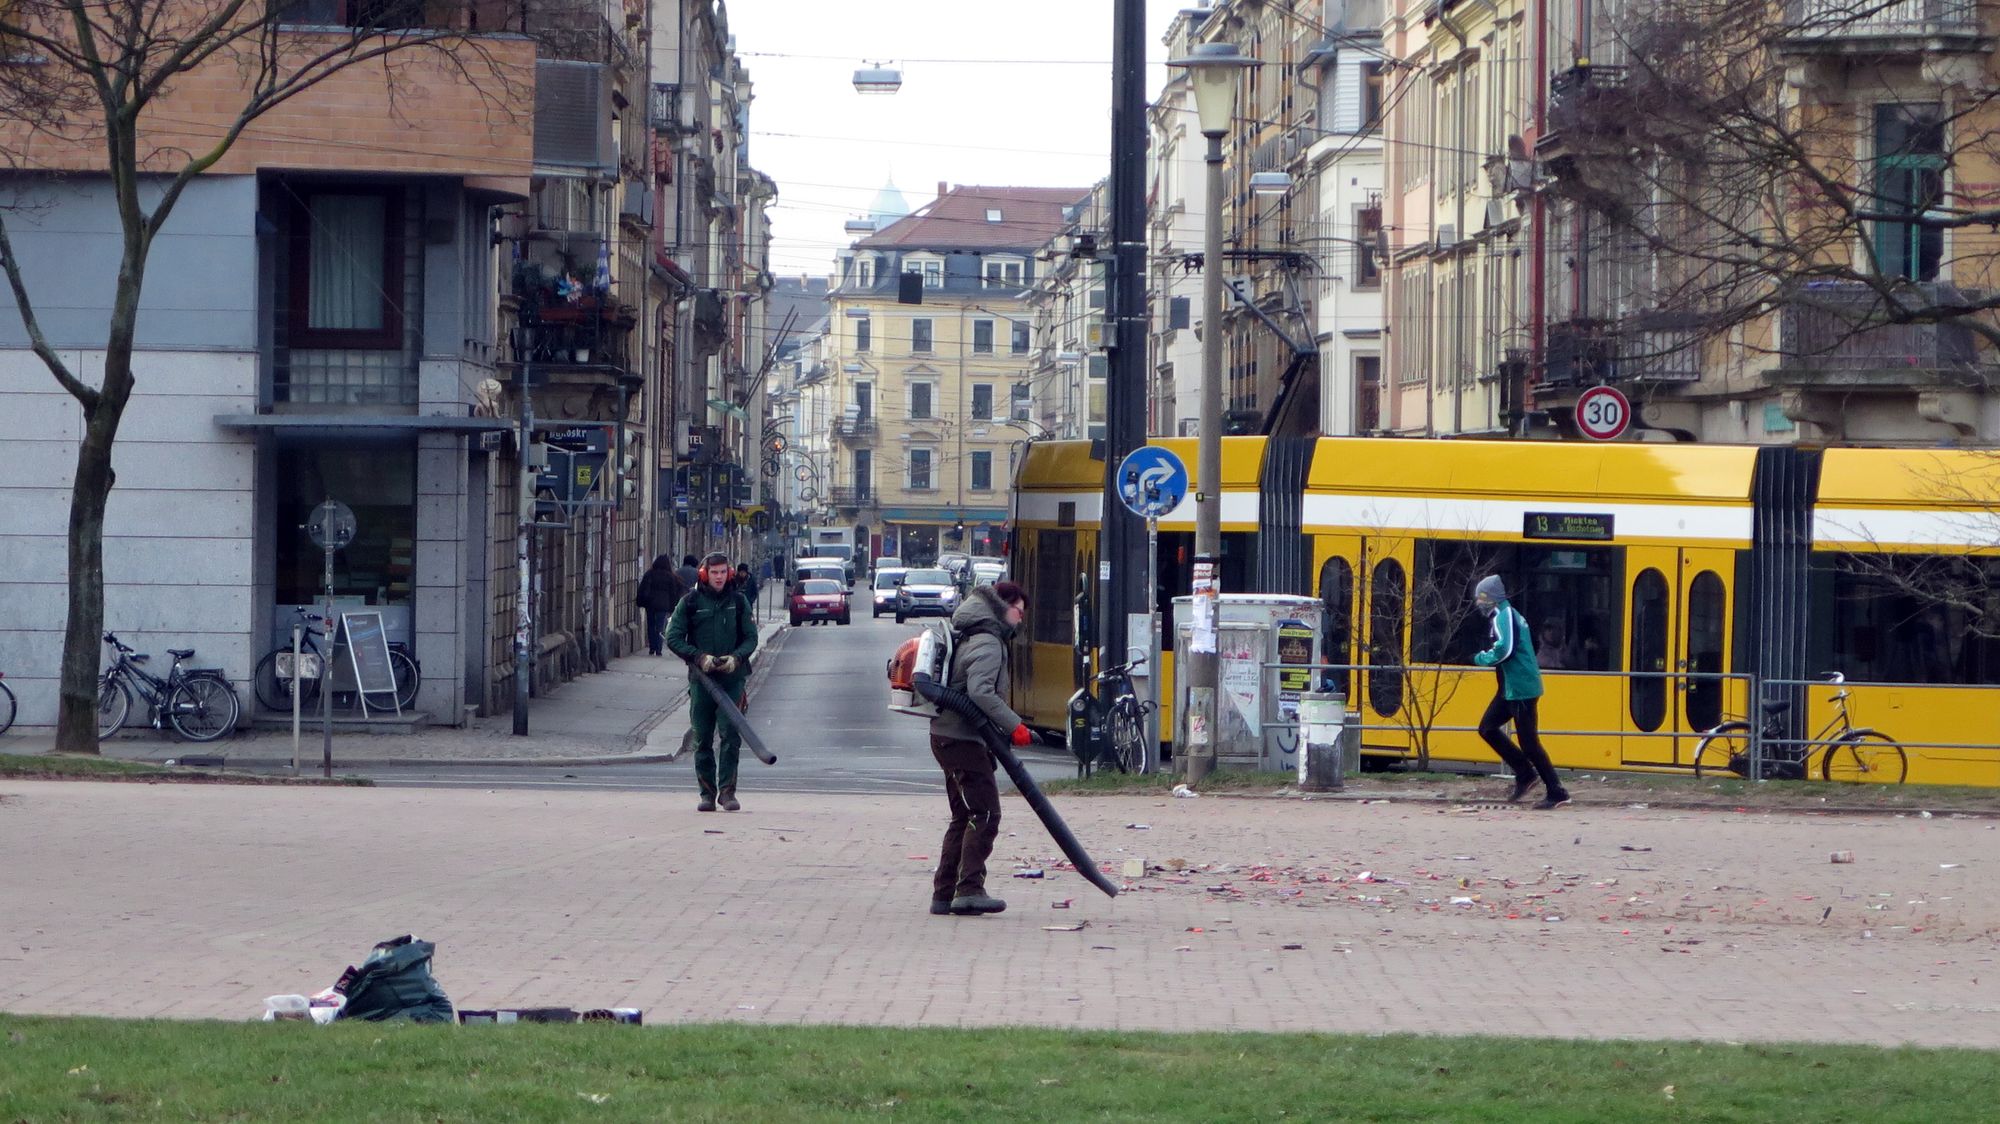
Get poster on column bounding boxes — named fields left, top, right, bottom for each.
left=1190, top=561, right=1217, bottom=654
left=1217, top=629, right=1261, bottom=739
left=1275, top=619, right=1314, bottom=721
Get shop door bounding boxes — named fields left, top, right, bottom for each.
left=1621, top=546, right=1735, bottom=767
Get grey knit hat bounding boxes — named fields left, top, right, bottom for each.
left=1474, top=575, right=1508, bottom=602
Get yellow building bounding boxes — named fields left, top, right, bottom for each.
left=821, top=184, right=1086, bottom=564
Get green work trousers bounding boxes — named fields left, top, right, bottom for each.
left=690, top=675, right=748, bottom=797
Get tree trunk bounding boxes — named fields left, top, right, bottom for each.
left=55, top=407, right=120, bottom=752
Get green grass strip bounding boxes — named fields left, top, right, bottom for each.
left=0, top=753, right=367, bottom=785
left=1, top=1016, right=1991, bottom=1122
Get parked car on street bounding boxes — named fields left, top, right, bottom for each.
left=871, top=556, right=904, bottom=578
left=870, top=566, right=908, bottom=618
left=789, top=579, right=851, bottom=626
left=894, top=568, right=959, bottom=623
left=969, top=561, right=1005, bottom=588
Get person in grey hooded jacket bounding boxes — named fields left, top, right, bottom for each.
left=926, top=580, right=1033, bottom=916
left=1472, top=574, right=1570, bottom=809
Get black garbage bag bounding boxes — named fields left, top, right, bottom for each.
left=334, top=935, right=454, bottom=1023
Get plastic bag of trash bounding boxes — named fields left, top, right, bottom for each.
left=333, top=935, right=454, bottom=1023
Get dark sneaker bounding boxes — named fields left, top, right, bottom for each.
left=696, top=796, right=717, bottom=812
left=1506, top=776, right=1540, bottom=803
left=1533, top=793, right=1572, bottom=810
left=929, top=899, right=952, bottom=916
left=949, top=893, right=1007, bottom=915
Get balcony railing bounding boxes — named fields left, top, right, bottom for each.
left=829, top=486, right=873, bottom=507
left=1617, top=312, right=1706, bottom=383
left=1540, top=319, right=1618, bottom=387
left=1781, top=0, right=1982, bottom=40
left=834, top=415, right=877, bottom=440
left=1779, top=281, right=1979, bottom=373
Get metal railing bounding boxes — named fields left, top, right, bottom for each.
left=1782, top=0, right=1981, bottom=38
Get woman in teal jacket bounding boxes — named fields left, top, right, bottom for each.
left=1472, top=575, right=1570, bottom=809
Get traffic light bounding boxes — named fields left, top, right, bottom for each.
left=615, top=428, right=641, bottom=502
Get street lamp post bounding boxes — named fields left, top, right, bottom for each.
left=1168, top=42, right=1257, bottom=784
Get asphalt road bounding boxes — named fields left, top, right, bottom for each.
left=360, top=607, right=1076, bottom=796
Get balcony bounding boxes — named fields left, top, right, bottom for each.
left=1539, top=319, right=1618, bottom=388
left=1778, top=0, right=1986, bottom=54
left=1617, top=311, right=1707, bottom=383
left=1774, top=281, right=1984, bottom=386
left=1536, top=65, right=1631, bottom=174
left=829, top=486, right=873, bottom=508
left=833, top=414, right=878, bottom=441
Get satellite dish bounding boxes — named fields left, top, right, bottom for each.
left=305, top=500, right=357, bottom=550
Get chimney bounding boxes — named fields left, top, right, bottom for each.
left=937, top=180, right=949, bottom=199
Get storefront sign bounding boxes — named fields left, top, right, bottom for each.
left=340, top=611, right=400, bottom=712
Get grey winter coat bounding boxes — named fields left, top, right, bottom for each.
left=930, top=585, right=1024, bottom=746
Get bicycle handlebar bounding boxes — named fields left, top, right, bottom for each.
left=1093, top=655, right=1148, bottom=682
left=102, top=632, right=133, bottom=654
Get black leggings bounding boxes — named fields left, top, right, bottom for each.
left=1477, top=690, right=1564, bottom=794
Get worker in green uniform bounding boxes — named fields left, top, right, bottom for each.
left=667, top=550, right=759, bottom=811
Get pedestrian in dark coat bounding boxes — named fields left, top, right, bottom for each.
left=926, top=580, right=1032, bottom=916
left=1472, top=575, right=1570, bottom=809
left=735, top=562, right=761, bottom=611
left=635, top=554, right=685, bottom=656
left=676, top=554, right=701, bottom=597
left=666, top=551, right=759, bottom=812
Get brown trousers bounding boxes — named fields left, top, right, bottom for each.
left=930, top=734, right=1002, bottom=900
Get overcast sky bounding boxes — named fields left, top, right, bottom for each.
left=724, top=0, right=1198, bottom=280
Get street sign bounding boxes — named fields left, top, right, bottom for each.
left=1115, top=445, right=1189, bottom=519
left=1575, top=385, right=1631, bottom=441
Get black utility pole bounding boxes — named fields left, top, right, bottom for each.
left=1101, top=0, right=1149, bottom=671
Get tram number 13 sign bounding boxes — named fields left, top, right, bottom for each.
left=1575, top=385, right=1631, bottom=442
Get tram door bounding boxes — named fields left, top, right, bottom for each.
left=1353, top=536, right=1415, bottom=753
left=1620, top=546, right=1735, bottom=768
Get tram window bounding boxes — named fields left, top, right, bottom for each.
left=1410, top=541, right=1619, bottom=672
left=1368, top=558, right=1406, bottom=716
left=1318, top=556, right=1353, bottom=698
left=1030, top=530, right=1075, bottom=644
left=1686, top=571, right=1726, bottom=731
left=1629, top=569, right=1670, bottom=732
left=1413, top=540, right=1513, bottom=664
left=1812, top=551, right=2000, bottom=686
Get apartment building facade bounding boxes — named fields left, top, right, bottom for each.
left=820, top=184, right=1084, bottom=565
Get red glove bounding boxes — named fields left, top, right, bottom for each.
left=1011, top=724, right=1032, bottom=747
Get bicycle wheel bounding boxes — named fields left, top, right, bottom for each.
left=1107, top=700, right=1144, bottom=774
left=252, top=650, right=322, bottom=713
left=1822, top=731, right=1909, bottom=785
left=167, top=676, right=239, bottom=742
left=0, top=679, right=15, bottom=735
left=1692, top=721, right=1751, bottom=779
left=96, top=676, right=132, bottom=739
left=389, top=649, right=421, bottom=710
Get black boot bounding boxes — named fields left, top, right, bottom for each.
left=949, top=893, right=1006, bottom=915
left=719, top=786, right=740, bottom=812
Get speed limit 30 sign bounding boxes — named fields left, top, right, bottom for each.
left=1574, top=385, right=1631, bottom=441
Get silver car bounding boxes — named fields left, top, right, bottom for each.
left=870, top=566, right=908, bottom=618
left=894, top=568, right=959, bottom=623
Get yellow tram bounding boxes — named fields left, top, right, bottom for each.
left=1007, top=438, right=2000, bottom=787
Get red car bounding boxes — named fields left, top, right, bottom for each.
left=789, top=578, right=851, bottom=626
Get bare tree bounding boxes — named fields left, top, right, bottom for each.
left=1547, top=0, right=2000, bottom=368
left=0, top=1, right=524, bottom=750
left=1352, top=532, right=1505, bottom=772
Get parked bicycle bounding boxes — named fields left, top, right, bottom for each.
left=96, top=633, right=241, bottom=742
left=0, top=668, right=15, bottom=735
left=252, top=608, right=420, bottom=713
left=1067, top=654, right=1154, bottom=776
left=1692, top=672, right=1906, bottom=784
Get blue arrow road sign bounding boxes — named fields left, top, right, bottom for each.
left=1115, top=445, right=1189, bottom=519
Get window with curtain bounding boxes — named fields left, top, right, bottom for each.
left=1872, top=103, right=1946, bottom=282
left=290, top=189, right=400, bottom=348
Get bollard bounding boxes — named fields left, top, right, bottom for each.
left=1297, top=691, right=1347, bottom=791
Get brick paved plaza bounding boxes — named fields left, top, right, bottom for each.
left=3, top=779, right=1996, bottom=1047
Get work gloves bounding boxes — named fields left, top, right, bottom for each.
left=1011, top=724, right=1033, bottom=747
left=699, top=654, right=739, bottom=675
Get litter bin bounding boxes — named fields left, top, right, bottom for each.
left=1297, top=691, right=1358, bottom=790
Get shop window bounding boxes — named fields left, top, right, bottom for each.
left=275, top=441, right=416, bottom=605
